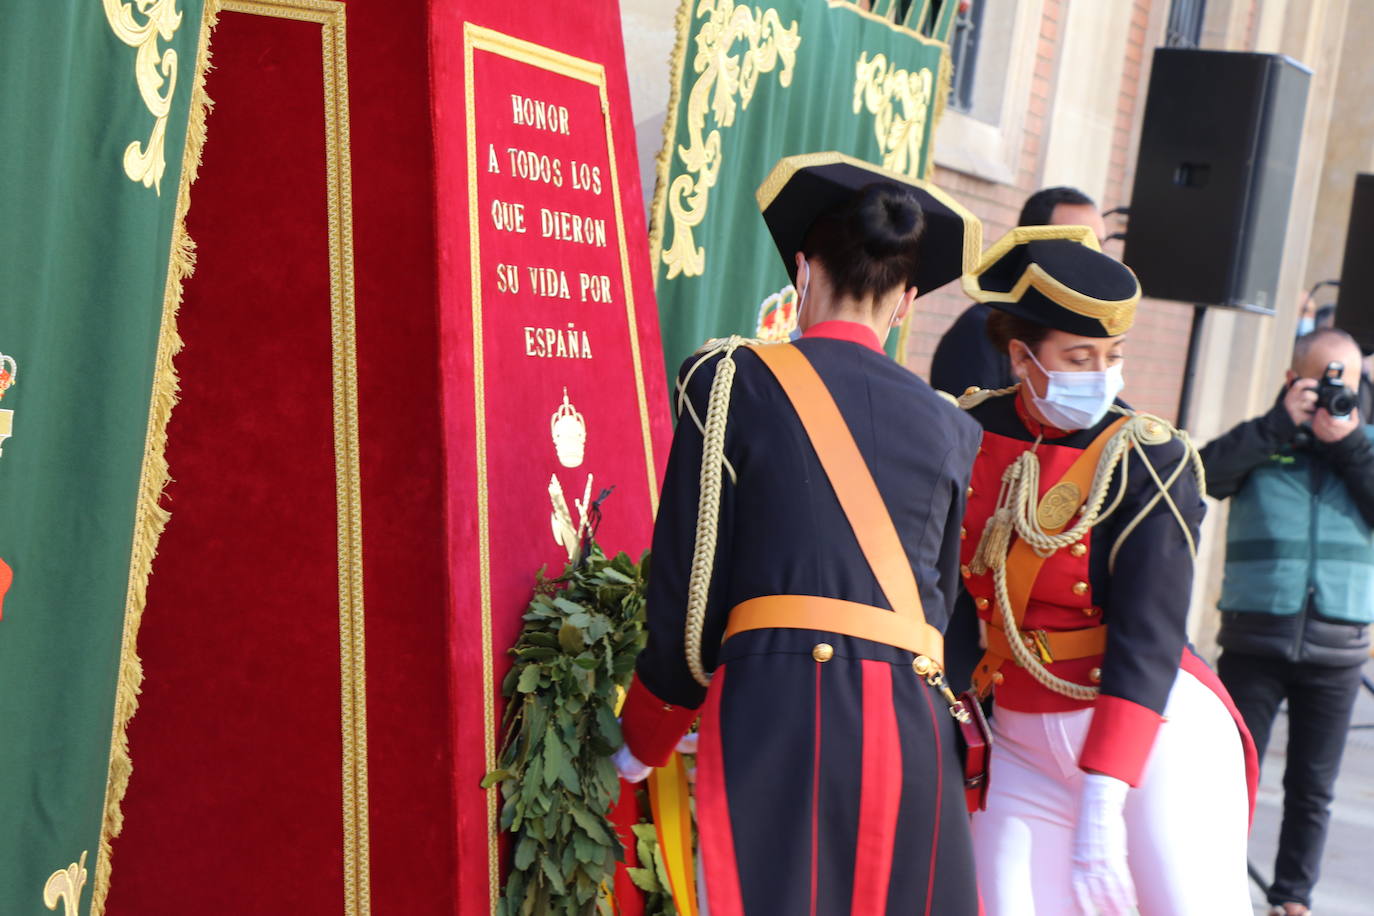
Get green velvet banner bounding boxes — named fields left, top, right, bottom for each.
left=0, top=1, right=208, bottom=912
left=650, top=0, right=957, bottom=381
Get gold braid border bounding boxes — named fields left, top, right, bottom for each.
left=91, top=1, right=220, bottom=912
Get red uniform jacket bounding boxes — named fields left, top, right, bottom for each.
left=962, top=391, right=1206, bottom=786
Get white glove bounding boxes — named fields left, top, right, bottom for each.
left=1071, top=773, right=1136, bottom=916
left=612, top=744, right=653, bottom=783
left=675, top=732, right=700, bottom=755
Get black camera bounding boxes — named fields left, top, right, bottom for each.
left=1316, top=361, right=1358, bottom=419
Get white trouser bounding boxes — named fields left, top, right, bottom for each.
left=971, top=669, right=1251, bottom=915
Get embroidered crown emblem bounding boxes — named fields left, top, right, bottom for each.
left=0, top=352, right=16, bottom=401
left=550, top=388, right=587, bottom=469
left=755, top=285, right=800, bottom=342
left=0, top=352, right=15, bottom=459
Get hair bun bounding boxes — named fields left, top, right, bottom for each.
left=849, top=183, right=926, bottom=258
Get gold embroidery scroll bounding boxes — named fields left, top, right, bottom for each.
left=43, top=851, right=89, bottom=916
left=852, top=51, right=934, bottom=178
left=100, top=0, right=185, bottom=194
left=661, top=0, right=801, bottom=279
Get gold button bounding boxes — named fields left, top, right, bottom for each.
left=1083, top=606, right=1099, bottom=617
left=1070, top=542, right=1087, bottom=557
left=1089, top=667, right=1102, bottom=684
left=975, top=596, right=990, bottom=610
left=812, top=643, right=834, bottom=663
left=966, top=486, right=975, bottom=499
left=960, top=526, right=967, bottom=539
left=961, top=564, right=972, bottom=578
left=1072, top=581, right=1089, bottom=596
left=912, top=655, right=934, bottom=676
left=991, top=671, right=1005, bottom=686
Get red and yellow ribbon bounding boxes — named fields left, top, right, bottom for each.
left=648, top=752, right=698, bottom=916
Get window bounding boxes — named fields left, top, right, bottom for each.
left=930, top=0, right=1036, bottom=184
left=1165, top=0, right=1206, bottom=48
left=949, top=1, right=985, bottom=114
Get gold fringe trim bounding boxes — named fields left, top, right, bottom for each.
left=90, top=2, right=219, bottom=912
left=927, top=27, right=952, bottom=181
left=646, top=0, right=693, bottom=291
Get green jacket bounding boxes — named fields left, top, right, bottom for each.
left=1218, top=428, right=1374, bottom=622
left=1202, top=398, right=1374, bottom=664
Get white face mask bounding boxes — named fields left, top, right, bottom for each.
left=1022, top=347, right=1124, bottom=430
left=787, top=259, right=811, bottom=342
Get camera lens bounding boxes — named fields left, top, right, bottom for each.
left=1329, top=387, right=1358, bottom=418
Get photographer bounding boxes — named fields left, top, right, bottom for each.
left=1201, top=327, right=1374, bottom=916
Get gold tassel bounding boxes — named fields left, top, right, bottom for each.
left=970, top=507, right=1011, bottom=576
left=91, top=3, right=219, bottom=912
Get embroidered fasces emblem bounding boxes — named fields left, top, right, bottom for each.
left=1037, top=480, right=1082, bottom=531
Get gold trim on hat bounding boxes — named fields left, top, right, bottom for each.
left=962, top=224, right=1137, bottom=336
left=754, top=150, right=983, bottom=279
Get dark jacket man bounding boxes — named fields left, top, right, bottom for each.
left=1201, top=328, right=1374, bottom=916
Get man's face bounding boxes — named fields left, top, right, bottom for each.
left=1050, top=202, right=1107, bottom=245
left=1295, top=338, right=1362, bottom=389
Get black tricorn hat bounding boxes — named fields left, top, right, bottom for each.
left=962, top=225, right=1140, bottom=337
left=755, top=151, right=981, bottom=296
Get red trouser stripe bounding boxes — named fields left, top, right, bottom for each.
left=921, top=681, right=944, bottom=916
left=850, top=661, right=902, bottom=915
left=697, top=668, right=744, bottom=916
left=809, top=662, right=824, bottom=916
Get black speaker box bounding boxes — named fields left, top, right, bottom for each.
left=1124, top=48, right=1310, bottom=311
left=1336, top=174, right=1374, bottom=353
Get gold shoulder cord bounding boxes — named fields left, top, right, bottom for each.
left=959, top=388, right=1207, bottom=700
left=680, top=336, right=763, bottom=687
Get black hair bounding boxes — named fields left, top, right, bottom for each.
left=801, top=182, right=926, bottom=304
left=986, top=310, right=1053, bottom=355
left=1018, top=186, right=1096, bottom=227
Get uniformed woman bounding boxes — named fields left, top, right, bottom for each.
left=955, top=226, right=1258, bottom=915
left=613, top=153, right=983, bottom=914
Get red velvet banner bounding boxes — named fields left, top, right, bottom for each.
left=109, top=2, right=458, bottom=913
left=106, top=2, right=666, bottom=913
left=431, top=5, right=670, bottom=911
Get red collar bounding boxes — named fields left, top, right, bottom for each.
left=1014, top=386, right=1074, bottom=439
left=802, top=320, right=885, bottom=354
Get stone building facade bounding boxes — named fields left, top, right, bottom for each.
left=620, top=0, right=1374, bottom=652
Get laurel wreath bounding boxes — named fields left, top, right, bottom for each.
left=483, top=545, right=677, bottom=916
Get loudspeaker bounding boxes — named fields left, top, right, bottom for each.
left=1336, top=174, right=1374, bottom=353
left=1124, top=49, right=1310, bottom=311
